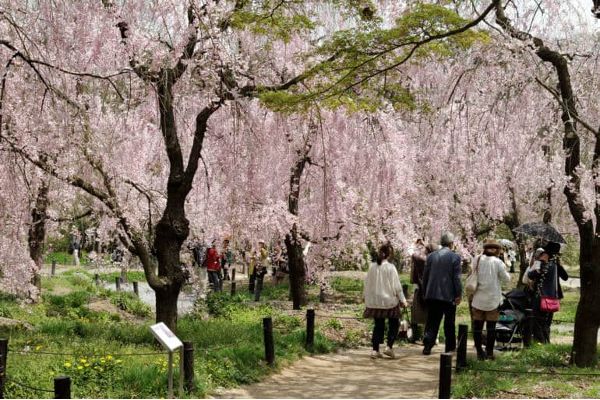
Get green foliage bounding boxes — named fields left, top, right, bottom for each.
left=560, top=234, right=579, bottom=270
left=260, top=3, right=489, bottom=113
left=44, top=251, right=89, bottom=266
left=97, top=271, right=146, bottom=283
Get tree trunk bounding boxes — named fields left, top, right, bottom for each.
left=27, top=179, right=49, bottom=295
left=286, top=141, right=312, bottom=310
left=285, top=224, right=306, bottom=309
left=155, top=285, right=181, bottom=332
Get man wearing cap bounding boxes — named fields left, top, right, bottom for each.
left=422, top=232, right=462, bottom=355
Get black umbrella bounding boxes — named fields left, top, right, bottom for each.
left=513, top=222, right=566, bottom=244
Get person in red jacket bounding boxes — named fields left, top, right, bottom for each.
left=204, top=240, right=221, bottom=292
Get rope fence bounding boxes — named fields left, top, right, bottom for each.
left=9, top=349, right=168, bottom=357
left=6, top=376, right=54, bottom=394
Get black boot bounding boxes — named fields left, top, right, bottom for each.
left=486, top=322, right=496, bottom=360
left=473, top=320, right=485, bottom=360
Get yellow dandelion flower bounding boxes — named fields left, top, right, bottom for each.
left=79, top=358, right=87, bottom=363
left=64, top=362, right=72, bottom=368
left=84, top=363, right=90, bottom=367
left=100, top=359, right=106, bottom=364
left=77, top=366, right=84, bottom=370
left=35, top=345, right=42, bottom=351
left=106, top=355, right=113, bottom=360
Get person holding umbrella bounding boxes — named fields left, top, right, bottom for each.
left=525, top=241, right=568, bottom=343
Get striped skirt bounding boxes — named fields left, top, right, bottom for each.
left=363, top=303, right=401, bottom=319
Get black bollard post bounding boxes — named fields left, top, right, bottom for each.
left=54, top=376, right=71, bottom=399
left=51, top=260, right=56, bottom=277
left=230, top=282, right=237, bottom=296
left=183, top=341, right=195, bottom=393
left=231, top=268, right=236, bottom=282
left=94, top=274, right=100, bottom=286
left=254, top=276, right=264, bottom=302
left=115, top=276, right=121, bottom=291
left=319, top=287, right=326, bottom=303
left=133, top=281, right=139, bottom=297
left=0, top=338, right=8, bottom=399
left=523, top=309, right=533, bottom=348
left=306, top=309, right=315, bottom=350
left=263, top=317, right=275, bottom=366
left=438, top=353, right=452, bottom=399
left=456, top=324, right=468, bottom=372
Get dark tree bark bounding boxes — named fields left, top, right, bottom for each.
left=285, top=141, right=312, bottom=309
left=27, top=179, right=49, bottom=294
left=496, top=1, right=600, bottom=367
left=504, top=183, right=528, bottom=286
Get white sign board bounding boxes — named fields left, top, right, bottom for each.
left=150, top=322, right=183, bottom=352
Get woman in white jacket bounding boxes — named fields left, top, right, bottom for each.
left=470, top=239, right=511, bottom=360
left=363, top=242, right=408, bottom=359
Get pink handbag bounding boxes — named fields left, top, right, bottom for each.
left=540, top=296, right=560, bottom=313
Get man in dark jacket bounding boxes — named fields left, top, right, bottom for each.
left=422, top=232, right=462, bottom=355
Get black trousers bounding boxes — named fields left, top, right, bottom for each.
left=372, top=317, right=400, bottom=351
left=531, top=299, right=553, bottom=343
left=423, top=299, right=456, bottom=352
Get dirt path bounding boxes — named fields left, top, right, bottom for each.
left=212, top=344, right=444, bottom=399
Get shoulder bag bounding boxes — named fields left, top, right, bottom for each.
left=465, top=256, right=481, bottom=297
left=539, top=262, right=560, bottom=313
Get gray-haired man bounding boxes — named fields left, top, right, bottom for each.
left=422, top=232, right=462, bottom=355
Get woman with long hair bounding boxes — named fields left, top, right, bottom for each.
left=363, top=242, right=408, bottom=359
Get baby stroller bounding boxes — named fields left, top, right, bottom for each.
left=495, top=289, right=530, bottom=350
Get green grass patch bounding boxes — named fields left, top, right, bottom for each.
left=330, top=277, right=363, bottom=293
left=96, top=271, right=146, bottom=283
left=2, top=279, right=338, bottom=398
left=453, top=344, right=599, bottom=398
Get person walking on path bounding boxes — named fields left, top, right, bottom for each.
left=363, top=242, right=408, bottom=359
left=422, top=232, right=462, bottom=355
left=469, top=239, right=511, bottom=360
left=204, top=240, right=221, bottom=292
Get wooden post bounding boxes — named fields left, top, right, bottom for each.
left=115, top=276, right=121, bottom=291
left=0, top=338, right=8, bottom=399
left=54, top=376, right=71, bottom=399
left=456, top=324, right=467, bottom=372
left=231, top=268, right=236, bottom=282
left=263, top=317, right=275, bottom=366
left=133, top=281, right=139, bottom=297
left=306, top=309, right=315, bottom=350
left=94, top=274, right=100, bottom=286
left=319, top=287, right=326, bottom=303
left=438, top=353, right=452, bottom=399
left=230, top=282, right=236, bottom=296
left=523, top=309, right=533, bottom=348
left=51, top=260, right=56, bottom=276
left=183, top=341, right=194, bottom=393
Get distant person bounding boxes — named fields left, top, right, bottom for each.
left=221, top=239, right=233, bottom=281
left=422, top=232, right=462, bottom=355
left=409, top=239, right=431, bottom=343
left=363, top=242, right=407, bottom=359
left=470, top=239, right=511, bottom=360
left=204, top=240, right=221, bottom=292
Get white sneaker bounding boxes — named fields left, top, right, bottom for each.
left=383, top=347, right=395, bottom=359
left=370, top=350, right=382, bottom=359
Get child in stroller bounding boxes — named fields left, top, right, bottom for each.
left=495, top=289, right=530, bottom=349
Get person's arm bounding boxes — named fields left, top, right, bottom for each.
left=498, top=259, right=511, bottom=284
left=452, top=255, right=462, bottom=305
left=392, top=267, right=407, bottom=306
left=558, top=262, right=569, bottom=281
left=423, top=255, right=431, bottom=293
